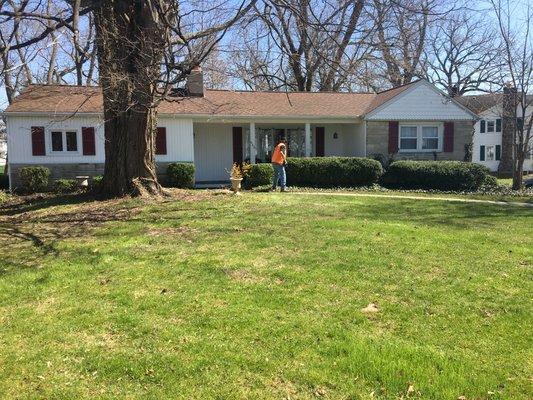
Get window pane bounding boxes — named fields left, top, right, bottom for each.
left=51, top=131, right=63, bottom=151
left=400, top=126, right=417, bottom=138
left=486, top=145, right=495, bottom=161
left=287, top=128, right=305, bottom=157
left=400, top=126, right=417, bottom=150
left=66, top=131, right=77, bottom=151
left=400, top=138, right=417, bottom=150
left=422, top=126, right=439, bottom=150
left=255, top=128, right=273, bottom=163
left=487, top=121, right=495, bottom=132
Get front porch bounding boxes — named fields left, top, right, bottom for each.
left=192, top=120, right=366, bottom=184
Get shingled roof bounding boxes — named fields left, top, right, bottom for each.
left=4, top=81, right=420, bottom=118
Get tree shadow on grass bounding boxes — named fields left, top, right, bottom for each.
left=0, top=195, right=143, bottom=276
left=341, top=199, right=533, bottom=230
left=0, top=192, right=98, bottom=217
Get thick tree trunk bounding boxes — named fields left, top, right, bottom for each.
left=93, top=1, right=165, bottom=197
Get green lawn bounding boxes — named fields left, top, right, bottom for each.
left=498, top=174, right=533, bottom=187
left=0, top=192, right=532, bottom=399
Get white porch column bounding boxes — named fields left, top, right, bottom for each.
left=250, top=122, right=256, bottom=164
left=305, top=122, right=311, bottom=157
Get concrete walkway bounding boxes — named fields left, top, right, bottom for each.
left=288, top=191, right=533, bottom=208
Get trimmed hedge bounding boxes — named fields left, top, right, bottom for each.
left=381, top=160, right=493, bottom=191
left=243, top=163, right=273, bottom=189
left=18, top=166, right=51, bottom=193
left=286, top=157, right=383, bottom=188
left=167, top=162, right=195, bottom=188
left=53, top=179, right=77, bottom=194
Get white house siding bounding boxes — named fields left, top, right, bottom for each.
left=6, top=114, right=194, bottom=188
left=320, top=123, right=364, bottom=157
left=193, top=122, right=234, bottom=182
left=7, top=114, right=106, bottom=165
left=367, top=82, right=475, bottom=121
left=472, top=106, right=533, bottom=173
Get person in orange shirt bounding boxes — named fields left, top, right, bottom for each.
left=271, top=140, right=287, bottom=191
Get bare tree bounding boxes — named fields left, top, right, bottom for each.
left=0, top=0, right=255, bottom=197
left=232, top=0, right=370, bottom=92
left=490, top=0, right=533, bottom=189
left=424, top=13, right=503, bottom=96
left=371, top=0, right=457, bottom=88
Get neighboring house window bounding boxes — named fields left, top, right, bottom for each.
left=480, top=145, right=501, bottom=161
left=50, top=130, right=78, bottom=153
left=517, top=117, right=524, bottom=131
left=480, top=119, right=501, bottom=133
left=399, top=124, right=441, bottom=152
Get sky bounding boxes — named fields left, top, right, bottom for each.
left=0, top=0, right=531, bottom=110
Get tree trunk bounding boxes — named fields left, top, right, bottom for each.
left=93, top=1, right=165, bottom=197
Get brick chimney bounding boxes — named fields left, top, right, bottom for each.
left=499, top=85, right=517, bottom=176
left=186, top=66, right=204, bottom=97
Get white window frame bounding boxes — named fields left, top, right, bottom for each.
left=480, top=119, right=501, bottom=134
left=48, top=129, right=81, bottom=155
left=399, top=123, right=443, bottom=153
left=485, top=145, right=496, bottom=161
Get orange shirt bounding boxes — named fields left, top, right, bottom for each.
left=271, top=143, right=286, bottom=164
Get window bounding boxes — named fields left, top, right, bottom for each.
left=480, top=119, right=501, bottom=133
left=51, top=131, right=63, bottom=151
left=422, top=126, right=439, bottom=150
left=399, top=124, right=441, bottom=152
left=486, top=145, right=495, bottom=161
left=49, top=130, right=78, bottom=153
left=66, top=131, right=77, bottom=151
left=400, top=126, right=417, bottom=150
left=517, top=117, right=524, bottom=131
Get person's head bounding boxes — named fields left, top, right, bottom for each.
left=279, top=143, right=286, bottom=150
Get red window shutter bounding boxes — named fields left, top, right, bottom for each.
left=82, top=127, right=96, bottom=155
left=31, top=126, right=46, bottom=156
left=388, top=121, right=399, bottom=154
left=443, top=122, right=454, bottom=152
left=315, top=127, right=325, bottom=157
left=232, top=127, right=243, bottom=164
left=156, top=127, right=167, bottom=155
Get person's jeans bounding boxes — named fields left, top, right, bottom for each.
left=272, top=163, right=286, bottom=189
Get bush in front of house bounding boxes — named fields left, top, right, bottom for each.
left=243, top=163, right=273, bottom=189
left=53, top=179, right=78, bottom=194
left=167, top=162, right=195, bottom=188
left=286, top=157, right=383, bottom=188
left=18, top=166, right=51, bottom=193
left=381, top=160, right=493, bottom=191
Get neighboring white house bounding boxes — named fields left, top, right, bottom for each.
left=458, top=93, right=533, bottom=173
left=2, top=75, right=477, bottom=189
left=0, top=120, right=6, bottom=167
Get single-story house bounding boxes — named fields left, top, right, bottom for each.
left=3, top=71, right=478, bottom=189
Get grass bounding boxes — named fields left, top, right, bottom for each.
left=0, top=191, right=532, bottom=399
left=498, top=174, right=533, bottom=187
